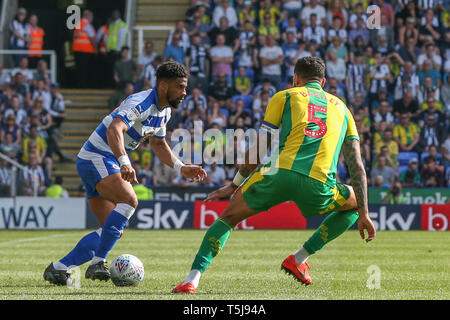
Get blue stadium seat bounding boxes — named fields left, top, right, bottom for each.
left=398, top=165, right=409, bottom=174
left=420, top=152, right=443, bottom=163
left=397, top=152, right=419, bottom=166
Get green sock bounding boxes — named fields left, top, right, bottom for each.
left=303, top=210, right=359, bottom=255
left=191, top=217, right=233, bottom=273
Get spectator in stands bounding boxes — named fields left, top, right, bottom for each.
left=0, top=63, right=11, bottom=87
left=346, top=52, right=367, bottom=104
left=234, top=66, right=252, bottom=96
left=419, top=111, right=446, bottom=152
left=236, top=20, right=256, bottom=69
left=258, top=0, right=280, bottom=26
left=32, top=79, right=51, bottom=112
left=441, top=133, right=450, bottom=168
left=426, top=145, right=444, bottom=167
left=137, top=41, right=158, bottom=80
left=393, top=87, right=420, bottom=119
left=419, top=8, right=442, bottom=45
left=326, top=50, right=346, bottom=83
left=108, top=81, right=135, bottom=110
left=421, top=156, right=446, bottom=187
left=371, top=155, right=396, bottom=188
left=163, top=32, right=185, bottom=64
left=418, top=42, right=442, bottom=71
left=4, top=95, right=28, bottom=127
left=397, top=33, right=420, bottom=64
left=302, top=14, right=327, bottom=48
left=182, top=86, right=208, bottom=119
left=185, top=33, right=209, bottom=94
left=114, top=46, right=136, bottom=89
left=441, top=74, right=450, bottom=113
left=167, top=20, right=191, bottom=54
left=205, top=162, right=227, bottom=186
left=152, top=158, right=177, bottom=186
left=0, top=158, right=12, bottom=196
left=399, top=158, right=422, bottom=188
left=187, top=5, right=211, bottom=46
left=1, top=113, right=22, bottom=146
left=348, top=18, right=370, bottom=48
left=210, top=33, right=234, bottom=85
left=0, top=132, right=21, bottom=161
left=21, top=152, right=46, bottom=196
left=382, top=181, right=406, bottom=204
left=237, top=1, right=256, bottom=26
left=209, top=16, right=239, bottom=47
left=107, top=10, right=128, bottom=60
left=45, top=176, right=69, bottom=198
left=72, top=9, right=97, bottom=88
left=11, top=57, right=33, bottom=83
left=374, top=127, right=397, bottom=156
left=373, top=145, right=399, bottom=172
left=369, top=13, right=395, bottom=52
left=33, top=60, right=51, bottom=87
left=21, top=124, right=47, bottom=165
left=394, top=61, right=420, bottom=100
left=393, top=112, right=421, bottom=153
left=374, top=101, right=395, bottom=129
left=228, top=98, right=252, bottom=128
left=258, top=12, right=280, bottom=41
left=326, top=0, right=348, bottom=28
left=259, top=34, right=284, bottom=90
left=213, top=0, right=238, bottom=28
left=9, top=8, right=29, bottom=67
left=300, top=0, right=326, bottom=27
left=418, top=76, right=440, bottom=106
left=368, top=52, right=392, bottom=103
left=328, top=16, right=348, bottom=44
left=48, top=82, right=66, bottom=133
left=140, top=55, right=162, bottom=90
left=280, top=16, right=301, bottom=42
left=27, top=14, right=45, bottom=69
left=417, top=60, right=441, bottom=88
left=348, top=3, right=367, bottom=29
left=209, top=72, right=234, bottom=103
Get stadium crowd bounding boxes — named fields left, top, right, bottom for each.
left=0, top=1, right=449, bottom=198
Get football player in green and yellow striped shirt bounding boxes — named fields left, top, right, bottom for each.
left=172, top=57, right=376, bottom=294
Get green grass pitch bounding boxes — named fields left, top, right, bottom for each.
left=0, top=229, right=448, bottom=300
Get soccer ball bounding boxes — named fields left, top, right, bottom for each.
left=110, top=254, right=145, bottom=287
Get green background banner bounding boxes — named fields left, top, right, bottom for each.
left=369, top=188, right=449, bottom=204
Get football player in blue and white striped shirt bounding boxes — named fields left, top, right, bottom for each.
left=44, top=61, right=207, bottom=285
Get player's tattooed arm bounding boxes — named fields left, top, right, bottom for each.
left=342, top=138, right=368, bottom=214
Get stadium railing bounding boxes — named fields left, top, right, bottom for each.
left=0, top=152, right=38, bottom=197
left=0, top=49, right=57, bottom=83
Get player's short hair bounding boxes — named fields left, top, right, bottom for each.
left=156, top=61, right=189, bottom=84
left=294, top=57, right=325, bottom=82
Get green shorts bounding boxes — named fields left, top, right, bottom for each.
left=241, top=167, right=351, bottom=218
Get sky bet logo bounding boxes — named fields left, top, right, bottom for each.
left=421, top=205, right=450, bottom=231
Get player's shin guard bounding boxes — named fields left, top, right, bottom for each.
left=191, top=217, right=233, bottom=273
left=93, top=204, right=135, bottom=260
left=59, top=228, right=102, bottom=268
left=303, top=210, right=359, bottom=255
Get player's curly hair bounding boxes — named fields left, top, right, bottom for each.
left=294, top=57, right=326, bottom=82
left=156, top=61, right=189, bottom=83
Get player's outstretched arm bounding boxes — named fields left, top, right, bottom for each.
left=205, top=134, right=270, bottom=202
left=149, top=137, right=207, bottom=182
left=342, top=138, right=376, bottom=242
left=107, top=118, right=138, bottom=184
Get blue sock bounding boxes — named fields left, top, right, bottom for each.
left=60, top=229, right=101, bottom=268
left=94, top=210, right=129, bottom=260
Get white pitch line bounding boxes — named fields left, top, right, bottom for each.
left=0, top=233, right=68, bottom=247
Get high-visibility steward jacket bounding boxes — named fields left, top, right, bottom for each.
left=45, top=184, right=68, bottom=198
left=106, top=19, right=127, bottom=51
left=98, top=25, right=108, bottom=54
left=29, top=26, right=45, bottom=57
left=72, top=18, right=95, bottom=53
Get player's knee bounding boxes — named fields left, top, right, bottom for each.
left=221, top=210, right=242, bottom=228
left=118, top=193, right=138, bottom=209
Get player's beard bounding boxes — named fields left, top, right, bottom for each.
left=168, top=94, right=184, bottom=109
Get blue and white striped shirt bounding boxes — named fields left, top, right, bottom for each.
left=78, top=88, right=170, bottom=161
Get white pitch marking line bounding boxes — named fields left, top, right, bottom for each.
left=0, top=234, right=68, bottom=247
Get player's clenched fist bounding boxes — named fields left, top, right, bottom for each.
left=180, top=165, right=207, bottom=182
left=120, top=164, right=138, bottom=184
